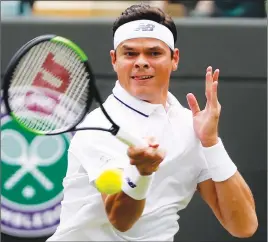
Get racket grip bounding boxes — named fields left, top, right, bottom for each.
left=115, top=128, right=147, bottom=147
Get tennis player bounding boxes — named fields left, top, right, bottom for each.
left=47, top=3, right=258, bottom=241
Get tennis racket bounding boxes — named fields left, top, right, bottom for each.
left=2, top=34, right=147, bottom=147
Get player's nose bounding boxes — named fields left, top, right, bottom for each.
left=134, top=55, right=150, bottom=69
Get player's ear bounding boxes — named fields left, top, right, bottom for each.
left=172, top=48, right=179, bottom=72
left=110, top=50, right=117, bottom=72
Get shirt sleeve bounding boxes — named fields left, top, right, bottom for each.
left=195, top=141, right=212, bottom=184
left=181, top=108, right=212, bottom=184
left=68, top=129, right=129, bottom=184
left=197, top=166, right=212, bottom=184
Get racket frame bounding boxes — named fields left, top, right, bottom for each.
left=2, top=34, right=120, bottom=136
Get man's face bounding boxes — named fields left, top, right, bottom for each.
left=110, top=38, right=179, bottom=105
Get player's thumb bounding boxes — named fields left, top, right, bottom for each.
left=143, top=136, right=159, bottom=148
left=186, top=93, right=200, bottom=116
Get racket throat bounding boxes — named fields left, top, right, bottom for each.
left=110, top=124, right=120, bottom=136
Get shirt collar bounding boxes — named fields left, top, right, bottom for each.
left=112, top=80, right=181, bottom=117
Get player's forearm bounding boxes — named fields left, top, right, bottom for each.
left=104, top=192, right=145, bottom=232
left=202, top=138, right=258, bottom=237
left=214, top=171, right=258, bottom=237
left=101, top=155, right=157, bottom=232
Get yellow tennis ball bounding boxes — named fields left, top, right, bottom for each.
left=95, top=169, right=123, bottom=195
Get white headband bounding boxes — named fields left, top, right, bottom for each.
left=113, top=19, right=175, bottom=50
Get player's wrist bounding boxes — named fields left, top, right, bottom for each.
left=200, top=136, right=219, bottom=147
left=122, top=164, right=154, bottom=200
left=135, top=166, right=154, bottom=176
left=138, top=171, right=154, bottom=176
left=202, top=138, right=237, bottom=182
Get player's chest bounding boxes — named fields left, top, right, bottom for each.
left=120, top=112, right=199, bottom=176
left=141, top=117, right=199, bottom=177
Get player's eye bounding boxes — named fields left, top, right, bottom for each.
left=150, top=52, right=161, bottom=56
left=124, top=52, right=138, bottom=56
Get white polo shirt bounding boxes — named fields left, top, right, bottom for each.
left=47, top=81, right=212, bottom=241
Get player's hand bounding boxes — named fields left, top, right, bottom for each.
left=127, top=137, right=165, bottom=176
left=186, top=66, right=221, bottom=147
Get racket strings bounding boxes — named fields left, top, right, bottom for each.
left=50, top=44, right=89, bottom=128
left=9, top=41, right=90, bottom=133
left=41, top=43, right=77, bottom=131
left=14, top=43, right=56, bottom=130
left=44, top=43, right=90, bottom=130
left=42, top=44, right=73, bottom=130
left=61, top=60, right=89, bottom=127
left=11, top=42, right=55, bottom=131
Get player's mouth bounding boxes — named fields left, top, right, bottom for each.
left=131, top=75, right=154, bottom=80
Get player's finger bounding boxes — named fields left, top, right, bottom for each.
left=127, top=146, right=146, bottom=160
left=156, top=147, right=166, bottom=160
left=128, top=145, right=158, bottom=162
left=143, top=136, right=159, bottom=148
left=213, top=69, right=220, bottom=82
left=211, top=81, right=219, bottom=107
left=130, top=147, right=164, bottom=165
left=186, top=93, right=200, bottom=116
left=151, top=151, right=165, bottom=171
left=205, top=70, right=213, bottom=102
left=207, top=66, right=212, bottom=73
left=149, top=143, right=159, bottom=149
left=130, top=156, right=162, bottom=166
left=151, top=162, right=161, bottom=172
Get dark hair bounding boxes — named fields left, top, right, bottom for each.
left=112, top=3, right=177, bottom=56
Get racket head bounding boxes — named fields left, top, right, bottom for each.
left=2, top=34, right=96, bottom=135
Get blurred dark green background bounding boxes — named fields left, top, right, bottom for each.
left=1, top=12, right=267, bottom=242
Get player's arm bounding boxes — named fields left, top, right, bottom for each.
left=100, top=142, right=164, bottom=232
left=101, top=190, right=145, bottom=232
left=187, top=67, right=258, bottom=238
left=197, top=170, right=258, bottom=238
left=195, top=138, right=258, bottom=238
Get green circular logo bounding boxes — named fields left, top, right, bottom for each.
left=1, top=100, right=72, bottom=237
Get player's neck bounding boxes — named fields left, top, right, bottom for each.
left=143, top=95, right=168, bottom=110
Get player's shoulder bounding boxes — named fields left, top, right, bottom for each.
left=79, top=94, right=116, bottom=127
left=177, top=105, right=196, bottom=134
left=80, top=95, right=128, bottom=135
left=180, top=106, right=199, bottom=143
left=170, top=93, right=194, bottom=126
left=170, top=95, right=200, bottom=148
left=179, top=105, right=194, bottom=125
left=82, top=108, right=107, bottom=126
left=71, top=108, right=109, bottom=143
left=69, top=95, right=125, bottom=152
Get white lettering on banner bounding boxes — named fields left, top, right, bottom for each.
left=32, top=213, right=43, bottom=228
left=1, top=204, right=61, bottom=229
left=1, top=94, right=71, bottom=238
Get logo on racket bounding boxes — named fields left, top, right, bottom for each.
left=25, top=52, right=71, bottom=116
left=25, top=90, right=60, bottom=116
left=32, top=52, right=71, bottom=93
left=1, top=97, right=72, bottom=237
